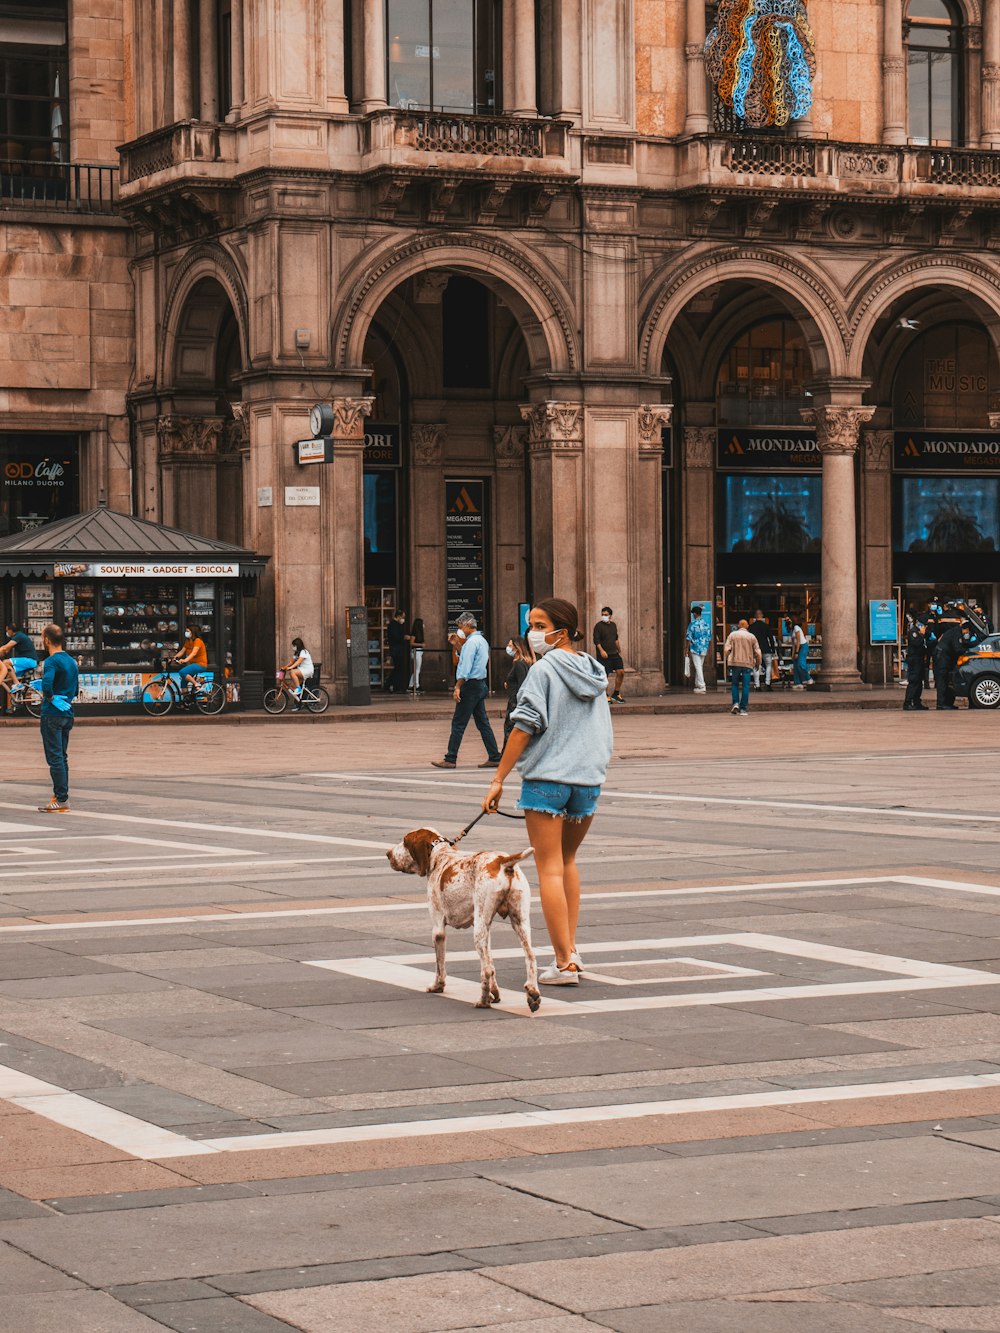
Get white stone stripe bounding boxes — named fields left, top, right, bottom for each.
left=4, top=872, right=1000, bottom=933
left=4, top=1062, right=1000, bottom=1162
left=0, top=1068, right=216, bottom=1158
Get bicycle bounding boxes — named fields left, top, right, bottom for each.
left=263, top=670, right=330, bottom=715
left=4, top=669, right=43, bottom=719
left=140, top=661, right=226, bottom=717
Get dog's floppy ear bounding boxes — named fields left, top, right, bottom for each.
left=403, top=829, right=439, bottom=877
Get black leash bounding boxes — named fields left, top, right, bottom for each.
left=448, top=805, right=526, bottom=847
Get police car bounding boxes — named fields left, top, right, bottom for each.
left=953, top=634, right=1000, bottom=709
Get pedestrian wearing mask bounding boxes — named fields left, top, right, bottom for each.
left=790, top=615, right=812, bottom=688
left=483, top=599, right=612, bottom=986
left=685, top=604, right=711, bottom=693
left=934, top=621, right=962, bottom=710
left=432, top=612, right=502, bottom=769
left=903, top=619, right=928, bottom=711
left=593, top=606, right=626, bottom=704
left=407, top=617, right=425, bottom=693
left=503, top=635, right=535, bottom=746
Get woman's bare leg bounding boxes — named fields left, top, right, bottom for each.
left=561, top=816, right=594, bottom=952
left=524, top=811, right=574, bottom=968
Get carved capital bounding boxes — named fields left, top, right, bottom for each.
left=801, top=405, right=876, bottom=454
left=988, top=412, right=1000, bottom=430
left=493, top=424, right=527, bottom=467
left=882, top=56, right=906, bottom=75
left=519, top=401, right=584, bottom=452
left=412, top=422, right=446, bottom=465
left=864, top=429, right=893, bottom=471
left=684, top=427, right=715, bottom=469
left=637, top=404, right=673, bottom=451
left=414, top=271, right=450, bottom=304
left=156, top=415, right=225, bottom=460
left=331, top=396, right=375, bottom=444
left=685, top=43, right=706, bottom=61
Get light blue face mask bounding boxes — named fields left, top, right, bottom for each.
left=505, top=644, right=515, bottom=657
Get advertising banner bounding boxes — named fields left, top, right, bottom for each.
left=869, top=599, right=899, bottom=644
left=445, top=479, right=487, bottom=623
left=53, top=562, right=240, bottom=578
left=364, top=423, right=401, bottom=468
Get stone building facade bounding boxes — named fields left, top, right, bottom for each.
left=4, top=1, right=1000, bottom=695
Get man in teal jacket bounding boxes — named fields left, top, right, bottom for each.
left=39, top=623, right=79, bottom=813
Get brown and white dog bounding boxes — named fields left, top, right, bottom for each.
left=386, top=827, right=541, bottom=1012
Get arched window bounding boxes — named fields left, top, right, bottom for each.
left=892, top=323, right=1000, bottom=427
left=387, top=1, right=500, bottom=113
left=906, top=0, right=962, bottom=146
left=716, top=319, right=812, bottom=426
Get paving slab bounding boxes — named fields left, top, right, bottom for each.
left=243, top=1271, right=563, bottom=1333
left=0, top=1292, right=169, bottom=1332
left=482, top=1138, right=1000, bottom=1228
left=821, top=1265, right=1000, bottom=1306
left=0, top=1178, right=629, bottom=1285
left=229, top=1052, right=504, bottom=1096
left=139, top=1297, right=301, bottom=1333
left=587, top=1301, right=932, bottom=1332
left=479, top=1219, right=1000, bottom=1309
left=0, top=1238, right=84, bottom=1293
left=85, top=1085, right=251, bottom=1126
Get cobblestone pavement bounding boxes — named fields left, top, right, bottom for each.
left=1, top=708, right=999, bottom=1331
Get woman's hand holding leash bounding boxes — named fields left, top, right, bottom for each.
left=484, top=777, right=503, bottom=813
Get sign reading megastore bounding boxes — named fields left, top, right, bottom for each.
left=893, top=432, right=1000, bottom=470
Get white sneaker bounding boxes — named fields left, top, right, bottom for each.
left=539, top=962, right=580, bottom=986
left=731, top=704, right=740, bottom=714
left=570, top=951, right=585, bottom=973
left=693, top=687, right=706, bottom=694
left=791, top=684, right=805, bottom=690
left=739, top=709, right=748, bottom=716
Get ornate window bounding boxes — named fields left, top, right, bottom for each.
left=717, top=319, right=813, bottom=426
left=0, top=1, right=68, bottom=164
left=386, top=0, right=500, bottom=113
left=893, top=323, right=999, bottom=428
left=906, top=0, right=962, bottom=146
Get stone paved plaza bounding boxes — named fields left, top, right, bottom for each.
left=2, top=707, right=1000, bottom=1331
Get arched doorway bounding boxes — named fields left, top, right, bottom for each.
left=358, top=268, right=533, bottom=691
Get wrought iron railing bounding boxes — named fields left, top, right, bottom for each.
left=726, top=136, right=816, bottom=175
left=401, top=112, right=546, bottom=158
left=0, top=159, right=118, bottom=212
left=928, top=148, right=1000, bottom=187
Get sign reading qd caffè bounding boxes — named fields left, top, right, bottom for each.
left=893, top=432, right=1000, bottom=471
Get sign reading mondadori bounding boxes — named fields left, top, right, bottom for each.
left=716, top=429, right=819, bottom=470
left=893, top=432, right=1000, bottom=470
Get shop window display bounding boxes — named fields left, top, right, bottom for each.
left=720, top=474, right=822, bottom=554
left=896, top=477, right=1000, bottom=553
left=99, top=584, right=183, bottom=669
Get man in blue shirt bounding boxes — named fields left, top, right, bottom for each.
left=432, top=612, right=501, bottom=769
left=0, top=621, right=38, bottom=713
left=38, top=623, right=79, bottom=813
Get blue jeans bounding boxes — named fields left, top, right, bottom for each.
left=730, top=666, right=751, bottom=710
left=793, top=644, right=810, bottom=684
left=178, top=664, right=205, bottom=692
left=41, top=713, right=74, bottom=803
left=446, top=679, right=500, bottom=763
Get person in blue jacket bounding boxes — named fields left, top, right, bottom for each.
left=38, top=623, right=79, bottom=813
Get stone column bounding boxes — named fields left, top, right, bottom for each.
left=860, top=428, right=893, bottom=684
left=174, top=0, right=195, bottom=121
left=682, top=423, right=716, bottom=683
left=684, top=0, right=709, bottom=134
left=156, top=415, right=226, bottom=536
left=636, top=406, right=673, bottom=688
left=520, top=401, right=584, bottom=606
left=494, top=425, right=529, bottom=647
left=983, top=0, right=1000, bottom=145
left=360, top=0, right=388, bottom=111
left=322, top=397, right=375, bottom=697
left=883, top=0, right=906, bottom=145
left=410, top=423, right=447, bottom=664
left=199, top=0, right=219, bottom=120
left=325, top=0, right=350, bottom=111
left=802, top=394, right=875, bottom=689
left=509, top=0, right=538, bottom=116
left=230, top=0, right=245, bottom=112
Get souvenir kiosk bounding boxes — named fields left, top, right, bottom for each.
left=0, top=504, right=267, bottom=706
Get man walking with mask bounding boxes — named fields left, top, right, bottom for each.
left=593, top=606, right=626, bottom=703
left=432, top=612, right=502, bottom=769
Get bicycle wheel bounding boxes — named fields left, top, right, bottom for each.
left=263, top=687, right=287, bottom=714
left=22, top=684, right=43, bottom=719
left=141, top=678, right=175, bottom=717
left=305, top=685, right=330, bottom=715
left=196, top=683, right=226, bottom=716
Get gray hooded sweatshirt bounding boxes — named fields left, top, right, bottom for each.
left=509, top=649, right=613, bottom=787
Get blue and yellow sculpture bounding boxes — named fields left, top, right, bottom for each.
left=705, top=0, right=816, bottom=129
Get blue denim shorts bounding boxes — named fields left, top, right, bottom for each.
left=517, top=779, right=602, bottom=822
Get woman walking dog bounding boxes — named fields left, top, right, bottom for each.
left=482, top=599, right=612, bottom=986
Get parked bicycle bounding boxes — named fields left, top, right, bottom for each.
left=263, top=670, right=330, bottom=715
left=140, top=661, right=226, bottom=717
left=5, top=668, right=42, bottom=719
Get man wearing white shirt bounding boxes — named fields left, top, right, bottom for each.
left=432, top=612, right=502, bottom=769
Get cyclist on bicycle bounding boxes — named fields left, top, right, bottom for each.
left=283, top=637, right=314, bottom=709
left=0, top=622, right=38, bottom=714
left=173, top=624, right=209, bottom=702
